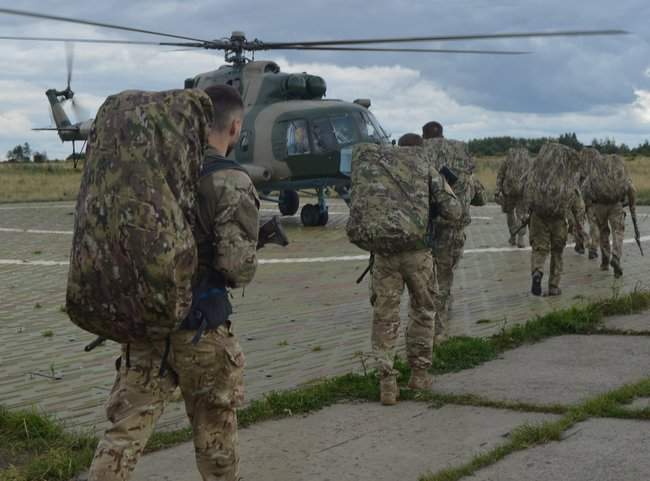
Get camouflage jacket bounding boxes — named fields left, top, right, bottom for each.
left=431, top=169, right=463, bottom=228
left=195, top=147, right=260, bottom=288
left=422, top=138, right=476, bottom=227
left=496, top=148, right=531, bottom=199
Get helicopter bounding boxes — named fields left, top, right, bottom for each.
left=0, top=8, right=628, bottom=226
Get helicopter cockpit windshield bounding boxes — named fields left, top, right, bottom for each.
left=311, top=115, right=358, bottom=153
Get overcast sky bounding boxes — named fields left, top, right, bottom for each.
left=0, top=0, right=648, bottom=159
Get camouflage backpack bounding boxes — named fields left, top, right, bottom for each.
left=423, top=138, right=474, bottom=224
left=581, top=150, right=630, bottom=204
left=501, top=148, right=531, bottom=199
left=346, top=143, right=432, bottom=255
left=524, top=142, right=579, bottom=218
left=66, top=89, right=213, bottom=343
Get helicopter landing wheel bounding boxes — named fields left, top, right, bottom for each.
left=279, top=189, right=300, bottom=216
left=318, top=210, right=329, bottom=226
left=300, top=204, right=321, bottom=227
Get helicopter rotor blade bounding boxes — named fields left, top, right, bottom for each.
left=0, top=35, right=203, bottom=46
left=0, top=8, right=212, bottom=43
left=65, top=41, right=73, bottom=89
left=261, top=29, right=629, bottom=48
left=271, top=46, right=530, bottom=55
left=71, top=98, right=90, bottom=122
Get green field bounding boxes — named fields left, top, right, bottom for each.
left=2, top=156, right=650, bottom=204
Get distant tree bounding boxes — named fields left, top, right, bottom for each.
left=558, top=132, right=583, bottom=151
left=6, top=143, right=31, bottom=162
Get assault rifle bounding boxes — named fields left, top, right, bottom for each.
left=85, top=217, right=290, bottom=352
left=630, top=208, right=644, bottom=256
left=439, top=165, right=458, bottom=187
left=511, top=213, right=531, bottom=240
left=257, top=216, right=289, bottom=249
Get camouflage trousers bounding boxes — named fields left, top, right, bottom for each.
left=88, top=324, right=245, bottom=481
left=370, top=249, right=435, bottom=378
left=592, top=202, right=626, bottom=263
left=433, top=226, right=466, bottom=339
left=586, top=205, right=600, bottom=252
left=502, top=196, right=528, bottom=245
left=529, top=212, right=568, bottom=289
left=567, top=195, right=589, bottom=250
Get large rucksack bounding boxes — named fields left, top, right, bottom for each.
left=346, top=143, right=432, bottom=255
left=66, top=89, right=213, bottom=343
left=582, top=151, right=630, bottom=204
left=524, top=142, right=579, bottom=218
left=501, top=148, right=531, bottom=199
left=423, top=138, right=474, bottom=224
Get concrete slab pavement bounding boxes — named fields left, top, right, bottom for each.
left=132, top=404, right=558, bottom=481
left=468, top=418, right=650, bottom=481
left=434, top=335, right=650, bottom=406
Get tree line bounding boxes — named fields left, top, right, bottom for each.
left=467, top=133, right=650, bottom=157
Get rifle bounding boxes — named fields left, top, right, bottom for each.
left=257, top=216, right=290, bottom=249
left=86, top=217, right=290, bottom=352
left=84, top=336, right=107, bottom=352
left=511, top=213, right=531, bottom=239
left=630, top=208, right=644, bottom=256
left=439, top=165, right=458, bottom=187
left=356, top=254, right=375, bottom=284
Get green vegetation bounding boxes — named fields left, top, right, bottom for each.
left=420, top=378, right=650, bottom=481
left=3, top=289, right=650, bottom=480
left=0, top=407, right=95, bottom=481
left=474, top=153, right=650, bottom=204
left=0, top=161, right=80, bottom=203
left=40, top=331, right=53, bottom=338
left=468, top=133, right=650, bottom=157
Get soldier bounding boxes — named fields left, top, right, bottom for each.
left=524, top=143, right=584, bottom=296
left=347, top=133, right=461, bottom=405
left=421, top=121, right=479, bottom=342
left=495, top=148, right=531, bottom=248
left=579, top=148, right=604, bottom=260
left=86, top=85, right=259, bottom=481
left=581, top=150, right=636, bottom=278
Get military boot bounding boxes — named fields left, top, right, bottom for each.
left=588, top=248, right=598, bottom=260
left=600, top=256, right=610, bottom=271
left=509, top=235, right=517, bottom=246
left=610, top=257, right=623, bottom=278
left=548, top=286, right=562, bottom=296
left=517, top=236, right=526, bottom=248
left=408, top=369, right=433, bottom=391
left=574, top=242, right=585, bottom=255
left=531, top=270, right=543, bottom=296
left=380, top=375, right=398, bottom=406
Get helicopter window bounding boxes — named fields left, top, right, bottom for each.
left=239, top=130, right=250, bottom=152
left=311, top=118, right=338, bottom=153
left=286, top=120, right=311, bottom=156
left=358, top=112, right=381, bottom=141
left=330, top=115, right=357, bottom=146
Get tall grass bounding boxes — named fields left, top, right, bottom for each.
left=0, top=162, right=81, bottom=203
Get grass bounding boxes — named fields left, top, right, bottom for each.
left=473, top=155, right=650, bottom=204
left=0, top=407, right=95, bottom=481
left=420, top=378, right=650, bottom=481
left=0, top=162, right=80, bottom=204
left=3, top=289, right=650, bottom=480
left=4, top=156, right=650, bottom=205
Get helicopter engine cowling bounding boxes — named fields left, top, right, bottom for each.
left=242, top=164, right=272, bottom=183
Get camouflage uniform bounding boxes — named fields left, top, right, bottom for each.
left=422, top=138, right=475, bottom=340
left=88, top=148, right=260, bottom=481
left=370, top=168, right=461, bottom=380
left=496, top=148, right=531, bottom=247
left=525, top=143, right=584, bottom=293
left=581, top=152, right=636, bottom=273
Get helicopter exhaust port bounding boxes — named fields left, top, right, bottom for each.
left=242, top=164, right=271, bottom=183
